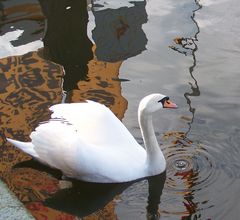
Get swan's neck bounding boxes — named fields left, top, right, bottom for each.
left=138, top=111, right=165, bottom=168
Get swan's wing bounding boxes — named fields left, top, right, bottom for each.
left=29, top=120, right=146, bottom=182
left=7, top=121, right=86, bottom=177
left=49, top=101, right=139, bottom=148
left=29, top=120, right=89, bottom=177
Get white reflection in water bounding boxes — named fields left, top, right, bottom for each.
left=92, top=0, right=145, bottom=11
left=0, top=29, right=43, bottom=59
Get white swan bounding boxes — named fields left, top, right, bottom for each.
left=7, top=93, right=177, bottom=183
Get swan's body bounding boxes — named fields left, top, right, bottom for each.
left=7, top=94, right=177, bottom=183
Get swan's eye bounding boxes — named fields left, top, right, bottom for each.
left=158, top=97, right=169, bottom=105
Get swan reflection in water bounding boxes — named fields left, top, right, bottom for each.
left=44, top=172, right=166, bottom=219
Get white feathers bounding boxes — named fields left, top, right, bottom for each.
left=7, top=138, right=38, bottom=158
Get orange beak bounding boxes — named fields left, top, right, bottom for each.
left=163, top=100, right=178, bottom=109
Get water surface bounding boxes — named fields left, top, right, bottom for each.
left=0, top=0, right=240, bottom=219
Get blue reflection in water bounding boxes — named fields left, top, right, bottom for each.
left=92, top=0, right=147, bottom=62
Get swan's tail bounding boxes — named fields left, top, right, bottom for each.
left=6, top=138, right=39, bottom=158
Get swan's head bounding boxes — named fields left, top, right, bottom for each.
left=138, top=93, right=178, bottom=115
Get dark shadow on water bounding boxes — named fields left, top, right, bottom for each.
left=146, top=172, right=166, bottom=219
left=13, top=159, right=63, bottom=179
left=14, top=159, right=166, bottom=218
left=44, top=172, right=166, bottom=218
left=44, top=180, right=132, bottom=217
left=38, top=0, right=93, bottom=91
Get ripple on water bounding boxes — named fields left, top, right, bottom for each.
left=159, top=131, right=240, bottom=218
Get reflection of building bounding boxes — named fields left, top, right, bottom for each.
left=39, top=0, right=131, bottom=119
left=0, top=1, right=44, bottom=47
left=69, top=45, right=127, bottom=119
left=92, top=0, right=148, bottom=62
left=0, top=0, right=150, bottom=218
left=0, top=50, right=63, bottom=152
left=0, top=50, right=69, bottom=218
left=39, top=0, right=93, bottom=91
left=169, top=0, right=202, bottom=137
left=162, top=133, right=200, bottom=218
left=165, top=18, right=202, bottom=219
left=0, top=1, right=133, bottom=219
left=167, top=15, right=202, bottom=220
left=175, top=169, right=199, bottom=219
left=92, top=0, right=145, bottom=11
left=0, top=1, right=44, bottom=57
left=0, top=48, right=120, bottom=220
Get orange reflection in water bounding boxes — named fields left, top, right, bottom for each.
left=0, top=0, right=128, bottom=218
left=0, top=3, right=44, bottom=25
left=69, top=46, right=127, bottom=120
left=0, top=46, right=127, bottom=219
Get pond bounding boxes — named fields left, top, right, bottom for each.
left=0, top=0, right=240, bottom=219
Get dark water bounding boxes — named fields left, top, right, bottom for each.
left=0, top=0, right=240, bottom=219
